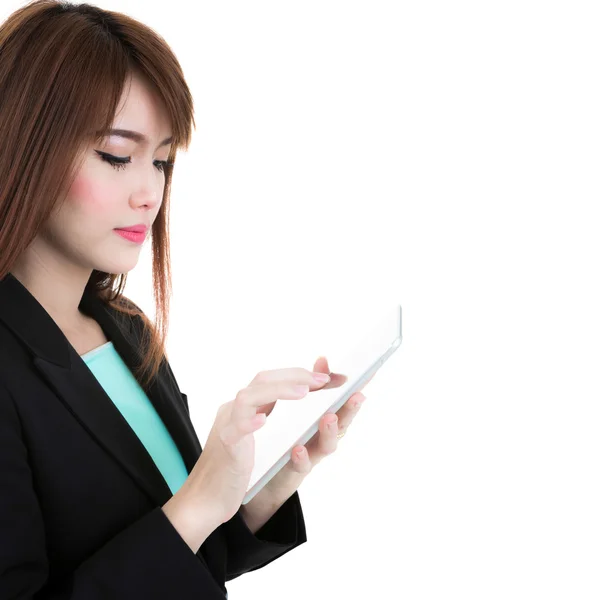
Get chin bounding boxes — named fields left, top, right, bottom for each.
left=94, top=256, right=140, bottom=276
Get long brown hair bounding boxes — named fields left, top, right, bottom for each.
left=0, top=0, right=196, bottom=391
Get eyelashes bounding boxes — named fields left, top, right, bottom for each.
left=94, top=150, right=173, bottom=173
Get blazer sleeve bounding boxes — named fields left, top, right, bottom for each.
left=175, top=388, right=307, bottom=580
left=222, top=490, right=307, bottom=581
left=0, top=381, right=227, bottom=600
left=179, top=390, right=308, bottom=580
left=136, top=315, right=308, bottom=582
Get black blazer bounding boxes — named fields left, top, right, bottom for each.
left=0, top=272, right=307, bottom=599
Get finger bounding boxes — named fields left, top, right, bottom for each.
left=291, top=445, right=313, bottom=474
left=334, top=392, right=366, bottom=433
left=314, top=413, right=339, bottom=461
left=258, top=400, right=277, bottom=418
left=312, top=357, right=348, bottom=390
left=242, top=367, right=335, bottom=424
left=248, top=367, right=331, bottom=389
left=218, top=401, right=266, bottom=446
left=313, top=356, right=329, bottom=374
left=231, top=380, right=312, bottom=426
left=324, top=372, right=349, bottom=390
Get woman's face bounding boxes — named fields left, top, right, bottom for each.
left=40, top=72, right=173, bottom=277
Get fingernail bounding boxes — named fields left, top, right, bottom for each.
left=313, top=372, right=330, bottom=383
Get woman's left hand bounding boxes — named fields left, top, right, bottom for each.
left=260, top=355, right=373, bottom=502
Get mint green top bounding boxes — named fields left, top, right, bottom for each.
left=81, top=341, right=189, bottom=495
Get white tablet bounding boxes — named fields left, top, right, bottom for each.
left=242, top=304, right=403, bottom=505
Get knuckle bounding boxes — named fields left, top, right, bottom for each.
left=252, top=371, right=265, bottom=382
left=235, top=387, right=250, bottom=403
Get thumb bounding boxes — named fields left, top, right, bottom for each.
left=313, top=356, right=329, bottom=374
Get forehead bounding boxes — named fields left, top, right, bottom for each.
left=110, top=72, right=172, bottom=143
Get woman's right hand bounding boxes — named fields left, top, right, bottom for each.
left=183, top=367, right=332, bottom=526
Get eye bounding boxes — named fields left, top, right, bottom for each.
left=95, top=150, right=173, bottom=173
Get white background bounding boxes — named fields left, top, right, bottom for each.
left=5, top=1, right=595, bottom=598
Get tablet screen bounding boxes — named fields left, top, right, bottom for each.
left=244, top=304, right=402, bottom=503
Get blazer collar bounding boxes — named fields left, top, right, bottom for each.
left=0, top=271, right=202, bottom=509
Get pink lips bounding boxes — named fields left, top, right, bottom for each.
left=114, top=228, right=147, bottom=243
left=116, top=224, right=148, bottom=233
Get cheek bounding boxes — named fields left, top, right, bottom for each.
left=69, top=176, right=116, bottom=216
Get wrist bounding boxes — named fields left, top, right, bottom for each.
left=162, top=483, right=221, bottom=553
left=241, top=487, right=290, bottom=535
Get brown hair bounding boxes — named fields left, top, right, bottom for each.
left=0, top=0, right=196, bottom=390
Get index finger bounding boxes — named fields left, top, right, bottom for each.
left=248, top=367, right=328, bottom=387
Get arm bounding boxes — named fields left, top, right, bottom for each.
left=238, top=485, right=295, bottom=535
left=0, top=381, right=225, bottom=599
left=221, top=490, right=307, bottom=581
left=155, top=341, right=308, bottom=581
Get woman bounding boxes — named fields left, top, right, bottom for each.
left=0, top=2, right=369, bottom=598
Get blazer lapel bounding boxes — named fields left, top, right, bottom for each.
left=0, top=271, right=201, bottom=509
left=0, top=272, right=234, bottom=582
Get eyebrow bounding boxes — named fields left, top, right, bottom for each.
left=99, top=129, right=173, bottom=148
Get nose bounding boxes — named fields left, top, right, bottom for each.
left=131, top=187, right=161, bottom=212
